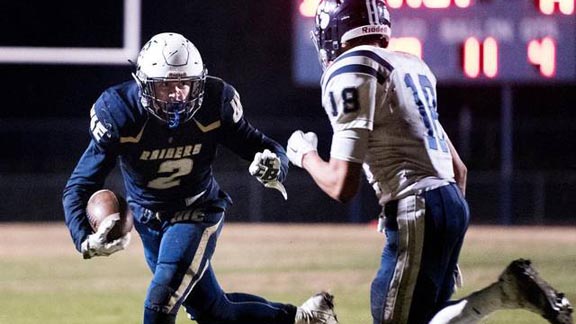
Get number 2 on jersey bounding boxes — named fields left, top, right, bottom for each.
left=404, top=74, right=448, bottom=153
left=147, top=158, right=193, bottom=189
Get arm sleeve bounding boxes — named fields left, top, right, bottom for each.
left=218, top=85, right=289, bottom=182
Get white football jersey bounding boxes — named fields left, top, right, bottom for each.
left=321, top=45, right=454, bottom=204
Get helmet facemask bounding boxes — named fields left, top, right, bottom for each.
left=136, top=71, right=206, bottom=129
left=133, top=32, right=207, bottom=129
left=311, top=0, right=341, bottom=70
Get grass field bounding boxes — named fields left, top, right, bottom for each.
left=0, top=223, right=574, bottom=324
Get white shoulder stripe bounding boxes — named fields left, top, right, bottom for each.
left=230, top=91, right=243, bottom=123
left=366, top=0, right=377, bottom=24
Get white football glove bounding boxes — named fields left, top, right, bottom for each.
left=81, top=213, right=131, bottom=259
left=249, top=149, right=288, bottom=200
left=287, top=130, right=318, bottom=168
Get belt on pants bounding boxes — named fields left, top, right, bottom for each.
left=143, top=208, right=206, bottom=223
left=142, top=190, right=208, bottom=223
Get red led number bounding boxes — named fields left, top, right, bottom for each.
left=527, top=37, right=556, bottom=78
left=299, top=0, right=319, bottom=17
left=387, top=0, right=472, bottom=9
left=537, top=0, right=575, bottom=15
left=389, top=37, right=423, bottom=58
left=462, top=37, right=498, bottom=79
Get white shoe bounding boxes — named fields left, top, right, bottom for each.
left=295, top=292, right=339, bottom=324
left=499, top=259, right=573, bottom=324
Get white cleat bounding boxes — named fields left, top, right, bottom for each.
left=499, top=259, right=573, bottom=324
left=295, top=292, right=339, bottom=324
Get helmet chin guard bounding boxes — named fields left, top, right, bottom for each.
left=133, top=32, right=207, bottom=128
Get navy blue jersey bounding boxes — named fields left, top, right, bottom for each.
left=63, top=77, right=288, bottom=250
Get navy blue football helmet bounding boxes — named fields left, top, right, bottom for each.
left=311, top=0, right=391, bottom=68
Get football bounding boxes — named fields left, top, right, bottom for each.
left=86, top=189, right=133, bottom=241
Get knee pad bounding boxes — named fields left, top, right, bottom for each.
left=146, top=282, right=178, bottom=314
left=143, top=306, right=177, bottom=324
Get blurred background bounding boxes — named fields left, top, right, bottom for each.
left=0, top=0, right=575, bottom=226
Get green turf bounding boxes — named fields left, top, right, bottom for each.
left=0, top=224, right=574, bottom=324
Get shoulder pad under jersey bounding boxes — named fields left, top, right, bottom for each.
left=221, top=82, right=243, bottom=124
left=90, top=81, right=147, bottom=146
left=193, top=77, right=244, bottom=128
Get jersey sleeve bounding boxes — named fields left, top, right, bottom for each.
left=322, top=68, right=379, bottom=133
left=322, top=54, right=385, bottom=163
left=88, top=90, right=123, bottom=150
left=62, top=94, right=121, bottom=252
left=219, top=84, right=288, bottom=182
left=62, top=140, right=118, bottom=251
left=330, top=128, right=370, bottom=163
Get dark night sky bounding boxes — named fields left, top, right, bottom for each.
left=1, top=0, right=575, bottom=173
left=1, top=0, right=574, bottom=223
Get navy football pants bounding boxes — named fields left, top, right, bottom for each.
left=370, top=183, right=470, bottom=324
left=133, top=209, right=297, bottom=324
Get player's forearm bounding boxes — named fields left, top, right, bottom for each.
left=62, top=187, right=94, bottom=251
left=302, top=152, right=359, bottom=203
left=62, top=144, right=114, bottom=251
left=446, top=136, right=467, bottom=196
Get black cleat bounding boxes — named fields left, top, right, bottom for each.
left=499, top=259, right=573, bottom=324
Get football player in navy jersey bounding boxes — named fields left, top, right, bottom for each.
left=287, top=1, right=573, bottom=324
left=63, top=32, right=338, bottom=324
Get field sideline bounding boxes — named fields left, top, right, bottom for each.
left=0, top=223, right=574, bottom=324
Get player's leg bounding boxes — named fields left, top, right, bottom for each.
left=370, top=184, right=469, bottom=324
left=183, top=263, right=296, bottom=324
left=430, top=259, right=574, bottom=324
left=370, top=192, right=433, bottom=324
left=142, top=211, right=224, bottom=324
left=407, top=183, right=470, bottom=324
left=183, top=256, right=337, bottom=323
left=370, top=205, right=400, bottom=324
left=133, top=215, right=162, bottom=273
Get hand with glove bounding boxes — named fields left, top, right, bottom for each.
left=249, top=149, right=288, bottom=200
left=81, top=213, right=131, bottom=259
left=287, top=130, right=318, bottom=168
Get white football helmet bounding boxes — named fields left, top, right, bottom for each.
left=133, top=32, right=207, bottom=128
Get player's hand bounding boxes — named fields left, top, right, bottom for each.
left=249, top=149, right=288, bottom=200
left=81, top=214, right=131, bottom=259
left=287, top=130, right=318, bottom=168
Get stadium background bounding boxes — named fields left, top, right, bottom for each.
left=0, top=0, right=575, bottom=226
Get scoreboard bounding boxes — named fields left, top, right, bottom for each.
left=293, top=0, right=576, bottom=85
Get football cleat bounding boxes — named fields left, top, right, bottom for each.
left=498, top=259, right=573, bottom=324
left=295, top=292, right=339, bottom=324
